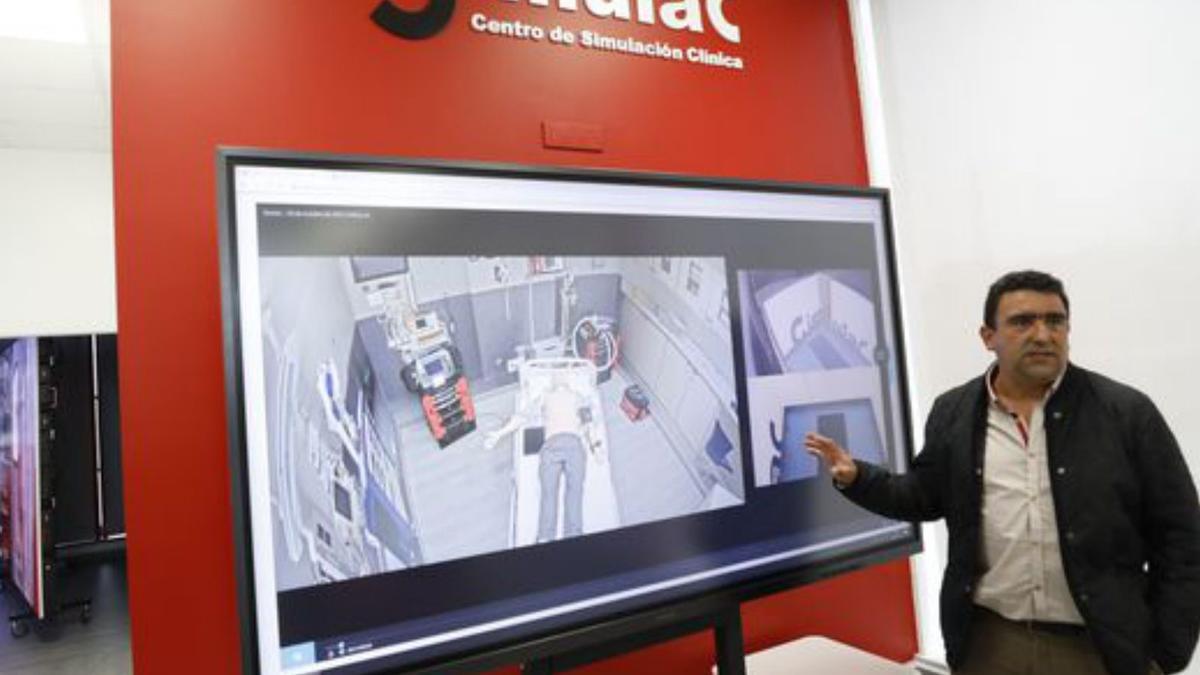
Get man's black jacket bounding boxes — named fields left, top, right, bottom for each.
left=841, top=364, right=1200, bottom=674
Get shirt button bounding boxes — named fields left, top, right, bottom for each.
left=975, top=467, right=983, bottom=477
left=1065, top=531, right=1075, bottom=542
left=1052, top=411, right=1063, bottom=420
left=1080, top=593, right=1090, bottom=603
left=964, top=584, right=973, bottom=594
left=1056, top=466, right=1067, bottom=476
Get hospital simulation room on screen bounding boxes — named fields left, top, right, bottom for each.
left=220, top=155, right=916, bottom=675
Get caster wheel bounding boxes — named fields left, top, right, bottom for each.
left=80, top=605, right=93, bottom=624
left=11, top=619, right=28, bottom=638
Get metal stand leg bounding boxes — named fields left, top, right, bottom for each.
left=714, top=607, right=747, bottom=675
left=522, top=657, right=554, bottom=675
left=61, top=597, right=93, bottom=624
left=8, top=597, right=93, bottom=638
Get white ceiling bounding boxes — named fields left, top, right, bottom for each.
left=0, top=0, right=111, bottom=153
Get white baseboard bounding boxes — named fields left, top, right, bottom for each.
left=909, top=655, right=950, bottom=675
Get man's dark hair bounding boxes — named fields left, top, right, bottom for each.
left=983, top=270, right=1070, bottom=328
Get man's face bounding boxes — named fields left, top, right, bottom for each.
left=980, top=290, right=1070, bottom=387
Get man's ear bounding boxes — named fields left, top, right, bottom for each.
left=979, top=325, right=996, bottom=352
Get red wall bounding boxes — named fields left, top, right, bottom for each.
left=111, top=1, right=917, bottom=672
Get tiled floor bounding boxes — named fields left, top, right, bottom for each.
left=397, top=385, right=517, bottom=565
left=266, top=360, right=718, bottom=589
left=0, top=556, right=131, bottom=674
left=599, top=369, right=706, bottom=527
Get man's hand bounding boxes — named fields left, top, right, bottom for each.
left=804, top=432, right=858, bottom=487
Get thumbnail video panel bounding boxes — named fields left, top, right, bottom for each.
left=740, top=270, right=888, bottom=486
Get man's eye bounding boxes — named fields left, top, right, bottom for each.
left=1006, top=313, right=1068, bottom=330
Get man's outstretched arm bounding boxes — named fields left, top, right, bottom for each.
left=805, top=395, right=954, bottom=523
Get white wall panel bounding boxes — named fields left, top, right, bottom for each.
left=856, top=0, right=1200, bottom=670
left=0, top=148, right=116, bottom=337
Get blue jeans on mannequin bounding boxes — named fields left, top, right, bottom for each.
left=537, top=433, right=586, bottom=542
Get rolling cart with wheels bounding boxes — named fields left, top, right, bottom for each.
left=5, top=338, right=94, bottom=639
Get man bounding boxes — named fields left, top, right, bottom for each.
left=806, top=270, right=1200, bottom=675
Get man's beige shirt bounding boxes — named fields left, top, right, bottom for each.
left=973, top=364, right=1084, bottom=624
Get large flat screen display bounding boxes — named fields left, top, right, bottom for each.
left=220, top=152, right=917, bottom=674
left=0, top=338, right=43, bottom=619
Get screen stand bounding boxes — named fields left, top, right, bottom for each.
left=9, top=597, right=93, bottom=638
left=714, top=607, right=747, bottom=675
left=521, top=604, right=746, bottom=674
left=8, top=595, right=93, bottom=634
left=8, top=558, right=94, bottom=638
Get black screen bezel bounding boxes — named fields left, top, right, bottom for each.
left=216, top=148, right=920, bottom=674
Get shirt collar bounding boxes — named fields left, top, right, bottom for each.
left=985, top=362, right=1066, bottom=405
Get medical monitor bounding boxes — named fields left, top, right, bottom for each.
left=219, top=151, right=917, bottom=674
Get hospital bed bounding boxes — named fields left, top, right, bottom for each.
left=506, top=357, right=620, bottom=547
